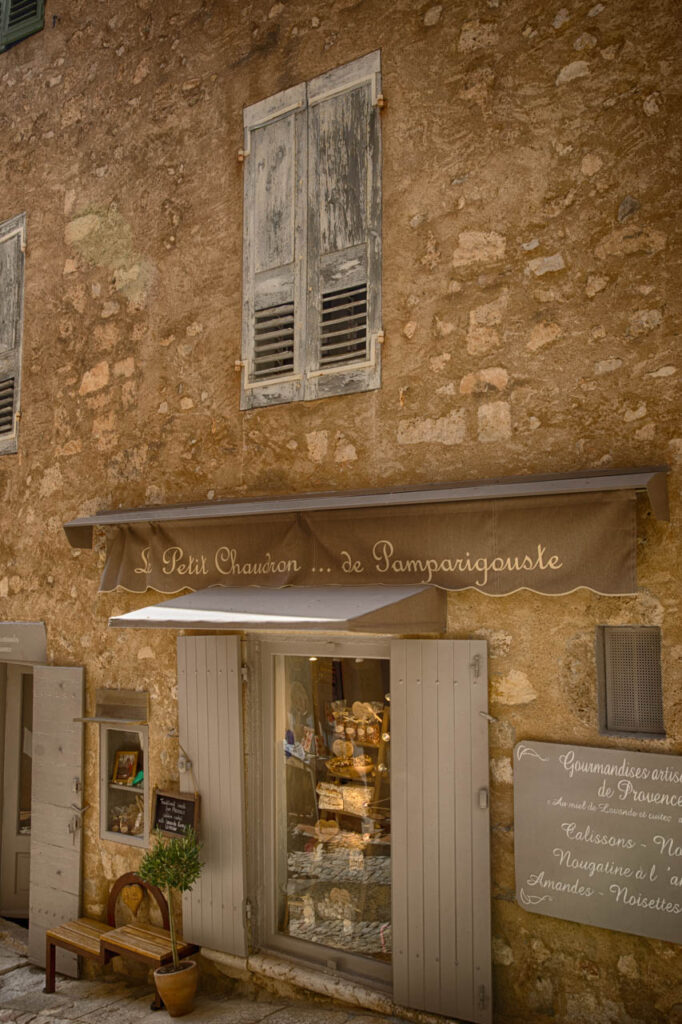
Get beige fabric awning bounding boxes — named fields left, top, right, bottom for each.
left=108, top=585, right=446, bottom=633
left=62, top=467, right=669, bottom=598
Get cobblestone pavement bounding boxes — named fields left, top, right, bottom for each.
left=0, top=922, right=401, bottom=1024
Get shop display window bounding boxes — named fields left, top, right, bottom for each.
left=100, top=723, right=148, bottom=846
left=274, top=655, right=391, bottom=963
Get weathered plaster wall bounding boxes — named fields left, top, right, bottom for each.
left=0, top=0, right=680, bottom=1021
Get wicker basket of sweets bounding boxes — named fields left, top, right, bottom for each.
left=325, top=754, right=374, bottom=779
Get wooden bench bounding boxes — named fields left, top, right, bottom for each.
left=44, top=872, right=199, bottom=1009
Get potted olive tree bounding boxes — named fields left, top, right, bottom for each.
left=138, top=828, right=203, bottom=1017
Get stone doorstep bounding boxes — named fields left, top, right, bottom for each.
left=0, top=952, right=401, bottom=1024
left=0, top=920, right=408, bottom=1024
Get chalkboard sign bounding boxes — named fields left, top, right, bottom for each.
left=152, top=789, right=200, bottom=838
left=514, top=741, right=682, bottom=944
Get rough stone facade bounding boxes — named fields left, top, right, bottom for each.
left=0, top=1, right=680, bottom=1022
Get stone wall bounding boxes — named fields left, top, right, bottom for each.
left=0, top=0, right=680, bottom=1021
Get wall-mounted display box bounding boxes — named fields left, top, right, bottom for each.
left=100, top=722, right=149, bottom=846
left=78, top=689, right=150, bottom=848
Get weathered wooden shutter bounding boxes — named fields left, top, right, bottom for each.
left=0, top=0, right=44, bottom=51
left=240, top=84, right=307, bottom=409
left=28, top=666, right=85, bottom=977
left=391, top=639, right=492, bottom=1023
left=305, top=51, right=382, bottom=400
left=177, top=635, right=247, bottom=955
left=0, top=214, right=25, bottom=456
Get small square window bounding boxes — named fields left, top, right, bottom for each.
left=595, top=625, right=664, bottom=737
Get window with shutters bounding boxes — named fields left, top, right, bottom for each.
left=0, top=213, right=25, bottom=455
left=0, top=0, right=45, bottom=52
left=595, top=625, right=665, bottom=737
left=239, top=51, right=382, bottom=409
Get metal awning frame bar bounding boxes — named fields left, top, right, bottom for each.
left=63, top=465, right=669, bottom=549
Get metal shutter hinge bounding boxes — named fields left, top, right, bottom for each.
left=237, top=148, right=248, bottom=162
left=241, top=665, right=249, bottom=683
left=478, top=984, right=487, bottom=1009
left=376, top=329, right=385, bottom=344
left=244, top=898, right=252, bottom=921
left=478, top=787, right=489, bottom=810
left=235, top=359, right=246, bottom=372
left=376, top=93, right=387, bottom=110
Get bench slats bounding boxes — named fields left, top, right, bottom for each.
left=46, top=918, right=112, bottom=959
left=101, top=923, right=196, bottom=965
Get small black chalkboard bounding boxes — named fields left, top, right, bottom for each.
left=152, top=789, right=200, bottom=838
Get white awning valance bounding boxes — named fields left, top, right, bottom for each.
left=108, top=585, right=446, bottom=634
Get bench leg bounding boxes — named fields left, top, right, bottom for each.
left=44, top=938, right=56, bottom=994
left=150, top=987, right=164, bottom=1011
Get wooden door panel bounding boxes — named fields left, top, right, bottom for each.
left=28, top=666, right=84, bottom=975
left=177, top=636, right=247, bottom=956
left=391, top=640, right=492, bottom=1023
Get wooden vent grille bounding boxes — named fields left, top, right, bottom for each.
left=319, top=283, right=368, bottom=368
left=0, top=378, right=15, bottom=436
left=253, top=302, right=295, bottom=380
left=8, top=0, right=40, bottom=28
left=601, top=626, right=664, bottom=735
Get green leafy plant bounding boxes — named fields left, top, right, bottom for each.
left=138, top=828, right=203, bottom=970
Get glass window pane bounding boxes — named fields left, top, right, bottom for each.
left=17, top=674, right=32, bottom=836
left=107, top=729, right=145, bottom=838
left=275, top=655, right=391, bottom=963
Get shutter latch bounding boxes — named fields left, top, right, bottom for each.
left=471, top=653, right=482, bottom=680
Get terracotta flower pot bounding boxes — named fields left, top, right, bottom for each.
left=153, top=960, right=199, bottom=1017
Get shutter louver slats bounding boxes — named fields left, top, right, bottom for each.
left=1, top=0, right=43, bottom=50
left=319, top=283, right=368, bottom=366
left=8, top=0, right=39, bottom=26
left=0, top=378, right=15, bottom=435
left=253, top=302, right=295, bottom=379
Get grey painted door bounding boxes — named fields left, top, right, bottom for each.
left=0, top=665, right=32, bottom=917
left=177, top=635, right=247, bottom=956
left=28, top=666, right=84, bottom=976
left=391, top=639, right=492, bottom=1023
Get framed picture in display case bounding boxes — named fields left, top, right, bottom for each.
left=112, top=750, right=139, bottom=785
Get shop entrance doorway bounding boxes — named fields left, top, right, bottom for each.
left=273, top=652, right=393, bottom=975
left=258, top=636, right=493, bottom=1023
left=176, top=634, right=492, bottom=1024
left=0, top=664, right=32, bottom=920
